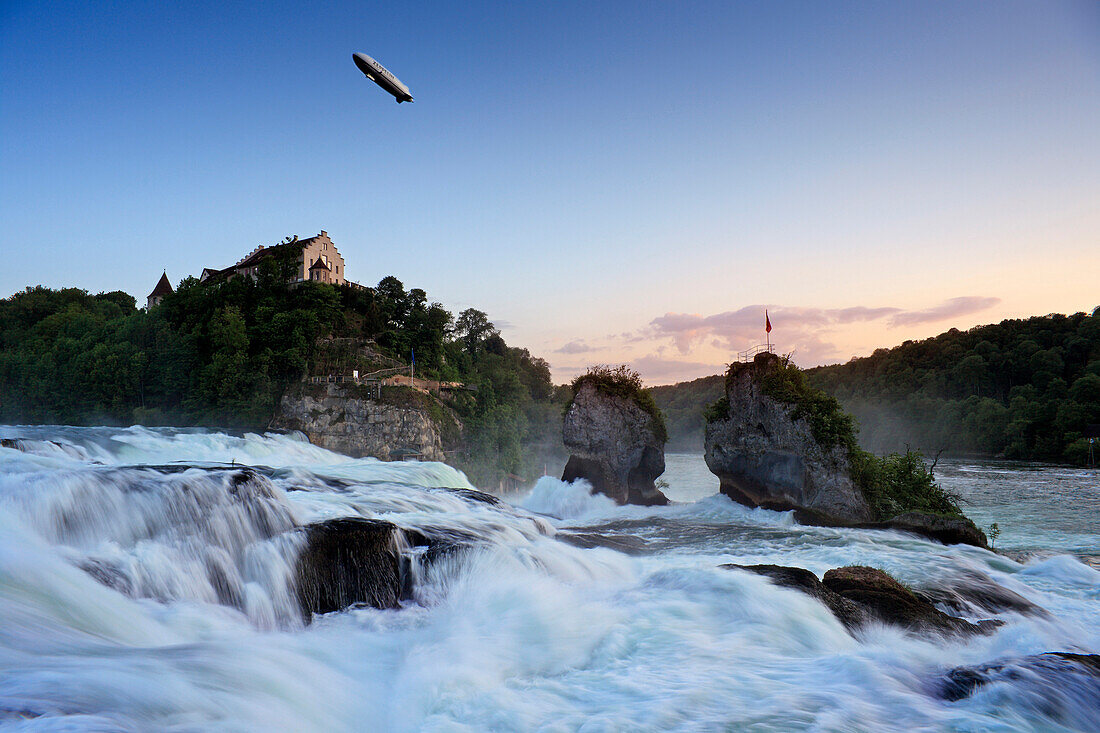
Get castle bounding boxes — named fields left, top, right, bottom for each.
left=148, top=231, right=352, bottom=308
left=199, top=231, right=346, bottom=286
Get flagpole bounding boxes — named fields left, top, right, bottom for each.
left=766, top=309, right=771, bottom=353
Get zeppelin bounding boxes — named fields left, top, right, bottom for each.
left=352, top=52, right=413, bottom=103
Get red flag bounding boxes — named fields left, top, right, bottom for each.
left=765, top=309, right=772, bottom=334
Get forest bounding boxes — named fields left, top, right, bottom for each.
left=0, top=242, right=567, bottom=483
left=653, top=309, right=1100, bottom=465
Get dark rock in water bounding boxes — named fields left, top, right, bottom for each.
left=704, top=354, right=872, bottom=523
left=935, top=652, right=1100, bottom=726
left=443, top=487, right=503, bottom=507
left=724, top=564, right=994, bottom=637
left=821, top=566, right=985, bottom=636
left=205, top=552, right=244, bottom=609
left=861, top=512, right=988, bottom=548
left=915, top=570, right=1045, bottom=618
left=562, top=380, right=668, bottom=506
left=78, top=559, right=134, bottom=596
left=295, top=518, right=403, bottom=620
left=724, top=564, right=868, bottom=631
left=557, top=531, right=651, bottom=556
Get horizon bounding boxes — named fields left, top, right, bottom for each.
left=3, top=1, right=1098, bottom=384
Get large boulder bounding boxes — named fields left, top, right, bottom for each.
left=935, top=652, right=1100, bottom=727
left=705, top=354, right=872, bottom=522
left=864, top=512, right=988, bottom=548
left=562, top=379, right=668, bottom=506
left=725, top=564, right=996, bottom=637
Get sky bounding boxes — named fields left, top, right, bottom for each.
left=2, top=1, right=1098, bottom=385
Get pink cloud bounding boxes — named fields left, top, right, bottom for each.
left=886, top=296, right=1001, bottom=327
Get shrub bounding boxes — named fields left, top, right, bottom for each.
left=704, top=396, right=730, bottom=424
left=850, top=448, right=963, bottom=520
left=754, top=357, right=859, bottom=452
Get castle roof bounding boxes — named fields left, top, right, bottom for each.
left=234, top=234, right=319, bottom=271
left=148, top=272, right=173, bottom=298
left=309, top=256, right=331, bottom=270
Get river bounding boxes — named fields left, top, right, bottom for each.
left=0, top=428, right=1097, bottom=731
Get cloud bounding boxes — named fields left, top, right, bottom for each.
left=645, top=296, right=999, bottom=365
left=555, top=340, right=599, bottom=354
left=629, top=354, right=728, bottom=385
left=492, top=319, right=514, bottom=331
left=886, top=296, right=1001, bottom=327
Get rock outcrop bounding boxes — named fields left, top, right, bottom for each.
left=704, top=354, right=988, bottom=547
left=272, top=383, right=449, bottom=461
left=935, top=652, right=1100, bottom=728
left=725, top=564, right=1000, bottom=637
left=860, top=512, right=988, bottom=548
left=705, top=353, right=872, bottom=522
left=562, top=380, right=668, bottom=506
left=295, top=517, right=407, bottom=620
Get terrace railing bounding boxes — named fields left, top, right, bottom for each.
left=737, top=343, right=774, bottom=362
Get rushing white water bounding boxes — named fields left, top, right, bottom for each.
left=0, top=429, right=1097, bottom=731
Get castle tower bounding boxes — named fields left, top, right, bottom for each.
left=147, top=272, right=173, bottom=309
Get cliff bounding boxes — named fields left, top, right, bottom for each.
left=272, top=383, right=456, bottom=461
left=562, top=370, right=668, bottom=506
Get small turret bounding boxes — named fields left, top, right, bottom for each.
left=147, top=272, right=173, bottom=309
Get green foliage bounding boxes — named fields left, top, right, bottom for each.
left=988, top=522, right=1001, bottom=549
left=703, top=396, right=730, bottom=424
left=808, top=310, right=1100, bottom=465
left=849, top=449, right=962, bottom=520
left=569, top=365, right=668, bottom=443
left=756, top=358, right=860, bottom=452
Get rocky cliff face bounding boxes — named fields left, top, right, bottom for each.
left=561, top=381, right=668, bottom=506
left=704, top=354, right=873, bottom=522
left=272, top=383, right=446, bottom=461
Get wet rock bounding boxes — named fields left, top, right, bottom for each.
left=821, top=566, right=985, bottom=636
left=935, top=653, right=1100, bottom=726
left=557, top=531, right=651, bottom=555
left=295, top=518, right=404, bottom=620
left=724, top=564, right=868, bottom=630
left=914, top=570, right=1044, bottom=617
left=705, top=354, right=872, bottom=523
left=205, top=551, right=244, bottom=609
left=724, top=564, right=993, bottom=637
left=864, top=512, right=988, bottom=548
left=78, top=559, right=134, bottom=596
left=443, top=487, right=503, bottom=507
left=562, top=380, right=668, bottom=506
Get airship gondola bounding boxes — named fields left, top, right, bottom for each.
left=353, top=52, right=413, bottom=103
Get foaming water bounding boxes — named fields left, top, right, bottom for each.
left=0, top=430, right=1097, bottom=731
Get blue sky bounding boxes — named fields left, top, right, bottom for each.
left=2, top=1, right=1098, bottom=383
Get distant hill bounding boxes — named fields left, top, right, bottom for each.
left=650, top=374, right=724, bottom=452
left=650, top=308, right=1100, bottom=464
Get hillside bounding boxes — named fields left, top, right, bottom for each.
left=0, top=257, right=568, bottom=484
left=649, top=308, right=1100, bottom=464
